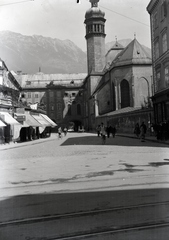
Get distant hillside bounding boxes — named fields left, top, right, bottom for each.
left=0, top=31, right=87, bottom=74
left=0, top=31, right=151, bottom=74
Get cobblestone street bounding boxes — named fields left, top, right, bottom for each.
left=0, top=132, right=169, bottom=199
left=1, top=132, right=169, bottom=239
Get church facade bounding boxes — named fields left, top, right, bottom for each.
left=83, top=0, right=153, bottom=133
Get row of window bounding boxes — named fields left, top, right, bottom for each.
left=50, top=103, right=82, bottom=116
left=155, top=64, right=169, bottom=92
left=154, top=0, right=167, bottom=29
left=49, top=91, right=82, bottom=99
left=86, top=24, right=104, bottom=34
left=154, top=30, right=168, bottom=60
left=26, top=91, right=82, bottom=100
left=26, top=92, right=39, bottom=98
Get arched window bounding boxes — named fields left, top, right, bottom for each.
left=112, top=82, right=116, bottom=111
left=120, top=79, right=130, bottom=108
left=77, top=104, right=81, bottom=115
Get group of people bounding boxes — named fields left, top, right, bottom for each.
left=152, top=121, right=169, bottom=141
left=134, top=122, right=147, bottom=142
left=96, top=123, right=116, bottom=139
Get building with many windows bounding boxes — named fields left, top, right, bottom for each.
left=147, top=0, right=169, bottom=123
left=18, top=73, right=87, bottom=131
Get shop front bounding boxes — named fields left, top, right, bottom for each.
left=152, top=89, right=169, bottom=123
left=0, top=111, right=21, bottom=143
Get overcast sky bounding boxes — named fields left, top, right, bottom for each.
left=0, top=0, right=151, bottom=51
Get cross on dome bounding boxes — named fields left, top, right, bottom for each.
left=90, top=0, right=99, bottom=7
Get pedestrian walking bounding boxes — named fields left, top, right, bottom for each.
left=140, top=122, right=147, bottom=142
left=106, top=123, right=112, bottom=138
left=100, top=122, right=106, bottom=144
left=111, top=126, right=116, bottom=138
left=63, top=127, right=68, bottom=136
left=58, top=127, right=62, bottom=139
left=134, top=123, right=140, bottom=138
left=96, top=124, right=101, bottom=137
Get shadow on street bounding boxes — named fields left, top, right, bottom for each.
left=61, top=135, right=168, bottom=148
left=1, top=188, right=169, bottom=239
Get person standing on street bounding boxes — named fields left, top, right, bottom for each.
left=140, top=122, right=147, bottom=142
left=63, top=127, right=68, bottom=136
left=134, top=123, right=140, bottom=138
left=100, top=122, right=106, bottom=144
left=106, top=122, right=112, bottom=138
left=111, top=125, right=116, bottom=138
left=58, top=127, right=62, bottom=139
left=96, top=124, right=101, bottom=137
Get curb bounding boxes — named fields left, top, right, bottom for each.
left=117, top=134, right=169, bottom=145
left=0, top=136, right=56, bottom=151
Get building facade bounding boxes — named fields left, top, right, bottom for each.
left=83, top=0, right=153, bottom=132
left=0, top=59, right=22, bottom=143
left=147, top=0, right=169, bottom=123
left=92, top=38, right=153, bottom=133
left=19, top=73, right=87, bottom=131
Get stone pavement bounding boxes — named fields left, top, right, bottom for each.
left=0, top=132, right=169, bottom=151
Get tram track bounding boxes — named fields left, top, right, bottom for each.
left=35, top=222, right=169, bottom=239
left=1, top=200, right=169, bottom=227
left=1, top=197, right=169, bottom=239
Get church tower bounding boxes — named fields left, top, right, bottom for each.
left=84, top=0, right=106, bottom=74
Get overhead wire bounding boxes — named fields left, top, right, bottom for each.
left=0, top=0, right=34, bottom=7
left=99, top=5, right=150, bottom=28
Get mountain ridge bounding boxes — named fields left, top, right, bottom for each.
left=0, top=31, right=151, bottom=74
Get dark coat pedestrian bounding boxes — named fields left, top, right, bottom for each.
left=134, top=123, right=140, bottom=138
left=96, top=125, right=101, bottom=137
left=140, top=122, right=147, bottom=142
left=106, top=123, right=112, bottom=138
left=111, top=126, right=116, bottom=138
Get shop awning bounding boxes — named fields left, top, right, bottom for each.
left=41, top=114, right=57, bottom=127
left=0, top=111, right=21, bottom=125
left=25, top=112, right=41, bottom=127
left=0, top=119, right=6, bottom=127
left=32, top=114, right=51, bottom=126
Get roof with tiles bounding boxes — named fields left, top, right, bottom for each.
left=110, top=38, right=152, bottom=68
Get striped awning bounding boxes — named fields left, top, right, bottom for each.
left=0, top=111, right=20, bottom=125
left=24, top=112, right=41, bottom=127
left=31, top=114, right=51, bottom=126
left=41, top=114, right=57, bottom=127
left=0, top=119, right=6, bottom=127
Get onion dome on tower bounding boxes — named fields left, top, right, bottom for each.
left=84, top=0, right=106, bottom=74
left=85, top=0, right=106, bottom=39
